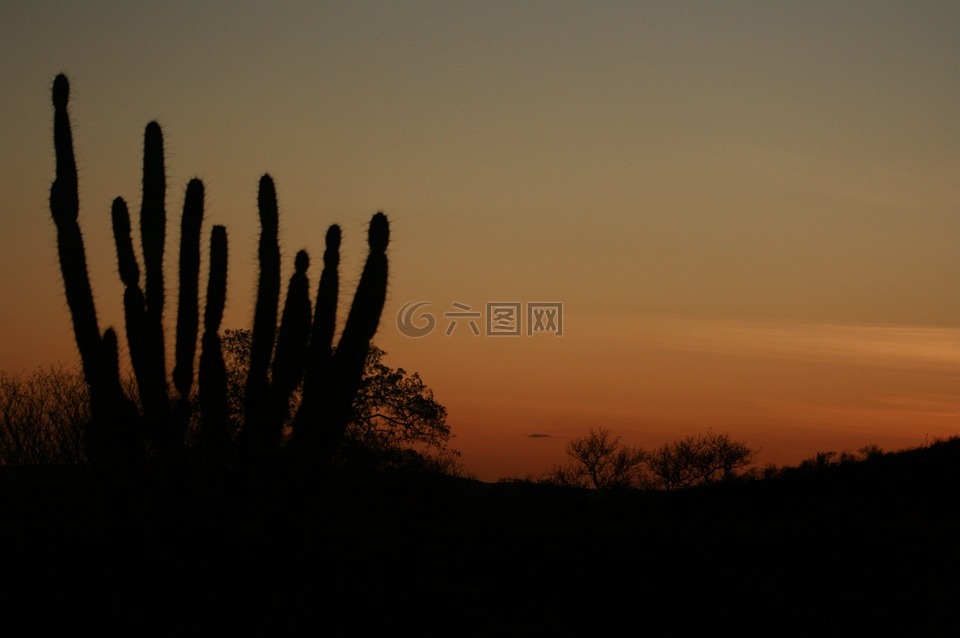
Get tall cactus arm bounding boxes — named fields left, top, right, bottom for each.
left=239, top=175, right=281, bottom=462
left=140, top=121, right=167, bottom=326
left=260, top=250, right=314, bottom=452
left=49, top=74, right=102, bottom=388
left=50, top=73, right=143, bottom=470
left=288, top=225, right=340, bottom=456
left=173, top=178, right=204, bottom=400
left=139, top=121, right=169, bottom=390
left=272, top=250, right=313, bottom=398
left=305, top=225, right=341, bottom=383
left=247, top=174, right=281, bottom=392
left=111, top=197, right=149, bottom=402
left=167, top=178, right=205, bottom=457
left=135, top=123, right=172, bottom=452
left=317, top=212, right=389, bottom=460
left=199, top=225, right=229, bottom=470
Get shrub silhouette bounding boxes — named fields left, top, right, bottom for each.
left=646, top=432, right=754, bottom=490
left=546, top=428, right=647, bottom=489
left=220, top=330, right=458, bottom=471
left=545, top=429, right=755, bottom=490
left=48, top=74, right=388, bottom=473
left=0, top=367, right=89, bottom=465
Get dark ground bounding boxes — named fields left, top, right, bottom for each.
left=3, top=441, right=960, bottom=636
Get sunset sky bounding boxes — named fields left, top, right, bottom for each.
left=2, top=2, right=958, bottom=481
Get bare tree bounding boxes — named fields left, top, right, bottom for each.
left=0, top=367, right=89, bottom=465
left=546, top=428, right=647, bottom=490
left=646, top=432, right=754, bottom=490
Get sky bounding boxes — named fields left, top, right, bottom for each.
left=1, top=1, right=958, bottom=481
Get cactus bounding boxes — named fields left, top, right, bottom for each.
left=51, top=74, right=210, bottom=468
left=49, top=74, right=102, bottom=394
left=287, top=226, right=340, bottom=460
left=84, top=329, right=146, bottom=469
left=286, top=216, right=389, bottom=464
left=268, top=250, right=313, bottom=440
left=110, top=124, right=180, bottom=461
left=110, top=128, right=201, bottom=463
left=172, top=179, right=205, bottom=453
left=199, top=225, right=229, bottom=470
left=50, top=74, right=390, bottom=473
left=110, top=197, right=149, bottom=416
left=236, top=176, right=282, bottom=466
left=138, top=122, right=175, bottom=459
left=50, top=74, right=141, bottom=468
left=318, top=212, right=389, bottom=459
left=236, top=239, right=314, bottom=466
left=237, top=193, right=390, bottom=468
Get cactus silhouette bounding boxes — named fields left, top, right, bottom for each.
left=137, top=122, right=173, bottom=457
left=237, top=177, right=390, bottom=468
left=49, top=74, right=390, bottom=472
left=237, top=176, right=282, bottom=466
left=50, top=74, right=141, bottom=468
left=199, top=225, right=229, bottom=470
left=109, top=132, right=197, bottom=464
left=51, top=74, right=214, bottom=468
left=288, top=225, right=341, bottom=460
left=172, top=179, right=205, bottom=451
left=285, top=215, right=389, bottom=465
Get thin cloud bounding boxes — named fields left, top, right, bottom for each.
left=588, top=314, right=960, bottom=372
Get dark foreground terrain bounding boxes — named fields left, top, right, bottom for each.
left=3, top=442, right=960, bottom=636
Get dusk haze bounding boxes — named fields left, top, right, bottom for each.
left=4, top=2, right=960, bottom=634
left=2, top=1, right=957, bottom=481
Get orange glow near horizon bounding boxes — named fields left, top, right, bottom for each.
left=373, top=314, right=960, bottom=481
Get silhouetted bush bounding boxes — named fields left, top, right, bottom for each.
left=543, top=428, right=755, bottom=491
left=647, top=432, right=755, bottom=490
left=0, top=367, right=88, bottom=465
left=0, top=353, right=466, bottom=477
left=545, top=428, right=647, bottom=490
left=219, top=329, right=463, bottom=476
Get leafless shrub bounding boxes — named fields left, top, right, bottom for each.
left=646, top=432, right=755, bottom=490
left=545, top=428, right=647, bottom=490
left=544, top=428, right=756, bottom=491
left=0, top=367, right=89, bottom=465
